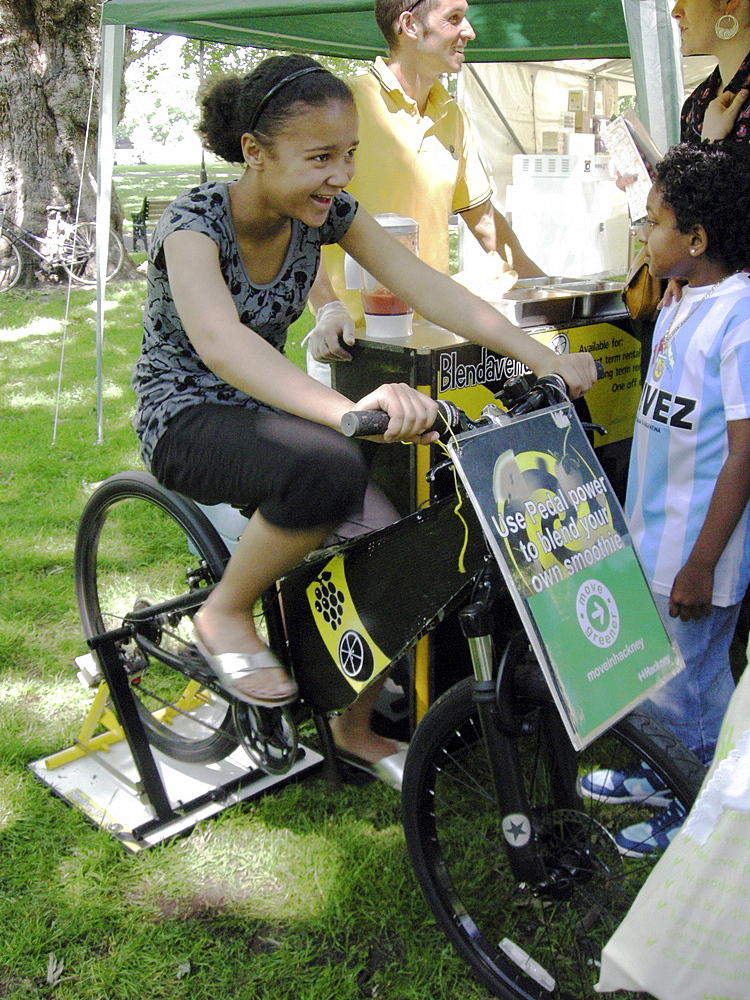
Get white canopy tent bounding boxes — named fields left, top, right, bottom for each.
left=457, top=50, right=717, bottom=275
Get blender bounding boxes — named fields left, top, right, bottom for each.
left=345, top=213, right=419, bottom=339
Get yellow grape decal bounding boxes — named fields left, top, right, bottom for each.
left=306, top=557, right=390, bottom=692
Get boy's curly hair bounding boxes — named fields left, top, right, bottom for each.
left=654, top=142, right=750, bottom=273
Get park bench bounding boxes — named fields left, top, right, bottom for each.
left=131, top=196, right=172, bottom=252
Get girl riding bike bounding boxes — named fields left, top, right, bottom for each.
left=131, top=53, right=597, bottom=784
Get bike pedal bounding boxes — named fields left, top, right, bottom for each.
left=75, top=652, right=103, bottom=689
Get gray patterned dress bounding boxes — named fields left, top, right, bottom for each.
left=132, top=181, right=358, bottom=468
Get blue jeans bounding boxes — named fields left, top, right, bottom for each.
left=643, top=593, right=739, bottom=764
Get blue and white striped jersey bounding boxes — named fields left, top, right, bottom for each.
left=626, top=272, right=750, bottom=606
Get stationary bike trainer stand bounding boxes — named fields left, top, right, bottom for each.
left=28, top=626, right=323, bottom=852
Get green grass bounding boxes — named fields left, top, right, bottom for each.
left=113, top=163, right=242, bottom=250
left=0, top=274, right=491, bottom=1000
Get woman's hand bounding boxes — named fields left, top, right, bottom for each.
left=534, top=351, right=599, bottom=398
left=702, top=87, right=750, bottom=142
left=349, top=383, right=439, bottom=444
left=659, top=277, right=686, bottom=310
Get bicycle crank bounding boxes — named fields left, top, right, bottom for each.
left=231, top=702, right=299, bottom=776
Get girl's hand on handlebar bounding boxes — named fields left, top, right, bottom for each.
left=536, top=351, right=599, bottom=398
left=348, top=383, right=439, bottom=444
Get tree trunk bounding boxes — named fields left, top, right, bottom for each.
left=0, top=0, right=135, bottom=282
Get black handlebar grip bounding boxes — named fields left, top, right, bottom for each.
left=340, top=409, right=391, bottom=437
left=341, top=399, right=460, bottom=438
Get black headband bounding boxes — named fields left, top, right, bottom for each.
left=247, top=66, right=328, bottom=133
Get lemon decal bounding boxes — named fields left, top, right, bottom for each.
left=492, top=445, right=616, bottom=596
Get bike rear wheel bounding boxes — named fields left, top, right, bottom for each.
left=402, top=664, right=704, bottom=1000
left=61, top=222, right=123, bottom=284
left=0, top=234, right=22, bottom=291
left=75, top=471, right=238, bottom=763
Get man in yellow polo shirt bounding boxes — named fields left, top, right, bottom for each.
left=306, top=0, right=543, bottom=369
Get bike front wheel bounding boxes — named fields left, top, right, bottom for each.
left=75, top=471, right=238, bottom=764
left=61, top=222, right=124, bottom=284
left=402, top=670, right=705, bottom=1000
left=0, top=234, right=22, bottom=291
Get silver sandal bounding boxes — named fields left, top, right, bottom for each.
left=335, top=747, right=409, bottom=791
left=194, top=636, right=298, bottom=707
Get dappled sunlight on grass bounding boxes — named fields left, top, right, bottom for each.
left=0, top=676, right=87, bottom=736
left=125, top=821, right=341, bottom=921
left=85, top=292, right=134, bottom=314
left=345, top=820, right=405, bottom=848
left=0, top=771, right=25, bottom=830
left=26, top=534, right=75, bottom=560
left=102, top=380, right=130, bottom=400
left=4, top=379, right=130, bottom=409
left=0, top=316, right=63, bottom=342
left=6, top=388, right=70, bottom=408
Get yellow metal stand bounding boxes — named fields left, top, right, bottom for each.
left=44, top=682, right=125, bottom=769
left=43, top=679, right=211, bottom=770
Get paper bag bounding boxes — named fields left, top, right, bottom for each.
left=596, top=667, right=750, bottom=1000
left=623, top=244, right=663, bottom=323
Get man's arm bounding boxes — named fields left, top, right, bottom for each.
left=669, top=418, right=750, bottom=620
left=459, top=200, right=545, bottom=278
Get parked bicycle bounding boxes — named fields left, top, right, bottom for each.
left=0, top=195, right=123, bottom=291
left=73, top=372, right=704, bottom=1000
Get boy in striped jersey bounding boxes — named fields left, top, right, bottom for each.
left=582, top=142, right=750, bottom=855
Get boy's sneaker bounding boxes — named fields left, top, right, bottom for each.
left=578, top=762, right=672, bottom=807
left=615, top=800, right=686, bottom=858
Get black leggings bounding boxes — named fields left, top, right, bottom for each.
left=151, top=403, right=393, bottom=535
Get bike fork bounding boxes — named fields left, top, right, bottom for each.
left=460, top=602, right=547, bottom=886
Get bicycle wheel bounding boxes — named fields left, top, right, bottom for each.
left=402, top=661, right=705, bottom=1000
left=61, top=222, right=123, bottom=284
left=75, top=471, right=238, bottom=763
left=0, top=234, right=22, bottom=291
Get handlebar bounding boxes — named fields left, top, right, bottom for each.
left=340, top=362, right=604, bottom=439
left=340, top=399, right=461, bottom=438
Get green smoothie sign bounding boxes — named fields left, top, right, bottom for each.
left=450, top=402, right=682, bottom=749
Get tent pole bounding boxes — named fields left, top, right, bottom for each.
left=96, top=24, right=125, bottom=445
left=465, top=65, right=528, bottom=155
left=620, top=0, right=683, bottom=152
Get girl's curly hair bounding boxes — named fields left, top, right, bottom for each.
left=654, top=142, right=750, bottom=273
left=197, top=55, right=354, bottom=164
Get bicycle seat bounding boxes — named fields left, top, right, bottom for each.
left=195, top=501, right=248, bottom=555
left=45, top=204, right=70, bottom=214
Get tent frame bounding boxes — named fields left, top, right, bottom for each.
left=94, top=0, right=683, bottom=437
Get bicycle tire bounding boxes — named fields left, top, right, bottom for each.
left=61, top=222, right=124, bottom=284
left=74, top=470, right=239, bottom=763
left=402, top=662, right=705, bottom=1000
left=0, top=234, right=22, bottom=291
